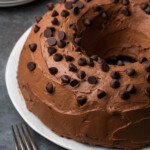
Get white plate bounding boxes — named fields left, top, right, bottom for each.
left=0, top=0, right=34, bottom=7
left=5, top=27, right=149, bottom=150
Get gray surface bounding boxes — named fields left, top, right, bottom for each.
left=0, top=1, right=66, bottom=150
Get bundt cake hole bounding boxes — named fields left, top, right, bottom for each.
left=81, top=24, right=140, bottom=65
left=79, top=13, right=148, bottom=66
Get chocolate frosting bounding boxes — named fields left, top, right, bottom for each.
left=17, top=0, right=150, bottom=149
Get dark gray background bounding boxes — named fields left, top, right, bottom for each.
left=0, top=0, right=66, bottom=149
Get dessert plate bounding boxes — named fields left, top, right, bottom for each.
left=5, top=27, right=149, bottom=150
left=0, top=0, right=34, bottom=7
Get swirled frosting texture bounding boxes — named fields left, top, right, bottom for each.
left=18, top=0, right=150, bottom=149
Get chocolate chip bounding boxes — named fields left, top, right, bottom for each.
left=47, top=26, right=55, bottom=32
left=44, top=29, right=53, bottom=38
left=111, top=0, right=119, bottom=3
left=140, top=2, right=148, bottom=10
left=85, top=0, right=91, bottom=2
left=48, top=37, right=57, bottom=46
left=29, top=44, right=37, bottom=52
left=34, top=25, right=40, bottom=33
left=76, top=1, right=84, bottom=9
left=101, top=63, right=110, bottom=72
left=35, top=16, right=42, bottom=23
left=93, top=4, right=102, bottom=11
left=74, top=37, right=81, bottom=45
left=61, top=75, right=70, bottom=84
left=69, top=63, right=78, bottom=72
left=87, top=58, right=94, bottom=67
left=145, top=6, right=150, bottom=14
left=97, top=90, right=106, bottom=99
left=48, top=47, right=57, bottom=55
left=77, top=96, right=87, bottom=106
left=145, top=88, right=150, bottom=97
left=145, top=74, right=150, bottom=83
left=49, top=67, right=58, bottom=75
left=51, top=17, right=59, bottom=25
left=70, top=24, right=77, bottom=31
left=91, top=55, right=98, bottom=61
left=58, top=0, right=66, bottom=3
left=77, top=71, right=86, bottom=79
left=110, top=79, right=120, bottom=89
left=121, top=8, right=130, bottom=16
left=61, top=10, right=69, bottom=17
left=110, top=71, right=120, bottom=79
left=71, top=0, right=78, bottom=3
left=78, top=58, right=87, bottom=66
left=53, top=53, right=63, bottom=62
left=75, top=47, right=81, bottom=52
left=120, top=91, right=130, bottom=100
left=27, top=62, right=36, bottom=71
left=101, top=12, right=108, bottom=19
left=83, top=19, right=92, bottom=27
left=126, top=68, right=136, bottom=76
left=122, top=0, right=129, bottom=5
left=117, top=60, right=124, bottom=66
left=52, top=10, right=59, bottom=17
left=72, top=6, right=79, bottom=15
left=126, top=84, right=136, bottom=94
left=70, top=78, right=79, bottom=87
left=65, top=55, right=74, bottom=61
left=57, top=40, right=66, bottom=48
left=65, top=2, right=73, bottom=9
left=145, top=64, right=150, bottom=72
left=46, top=83, right=54, bottom=93
left=88, top=76, right=97, bottom=84
left=47, top=3, right=54, bottom=11
left=58, top=31, right=66, bottom=40
left=98, top=57, right=105, bottom=64
left=139, top=57, right=147, bottom=64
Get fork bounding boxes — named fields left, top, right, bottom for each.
left=11, top=123, right=37, bottom=150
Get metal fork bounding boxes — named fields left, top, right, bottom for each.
left=11, top=123, right=37, bottom=150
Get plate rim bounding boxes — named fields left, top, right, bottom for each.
left=0, top=0, right=34, bottom=7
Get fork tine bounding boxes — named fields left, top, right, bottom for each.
left=11, top=126, right=19, bottom=150
left=21, top=124, right=32, bottom=150
left=24, top=123, right=37, bottom=150
left=16, top=125, right=26, bottom=150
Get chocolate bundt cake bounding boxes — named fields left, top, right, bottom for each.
left=17, top=0, right=150, bottom=149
